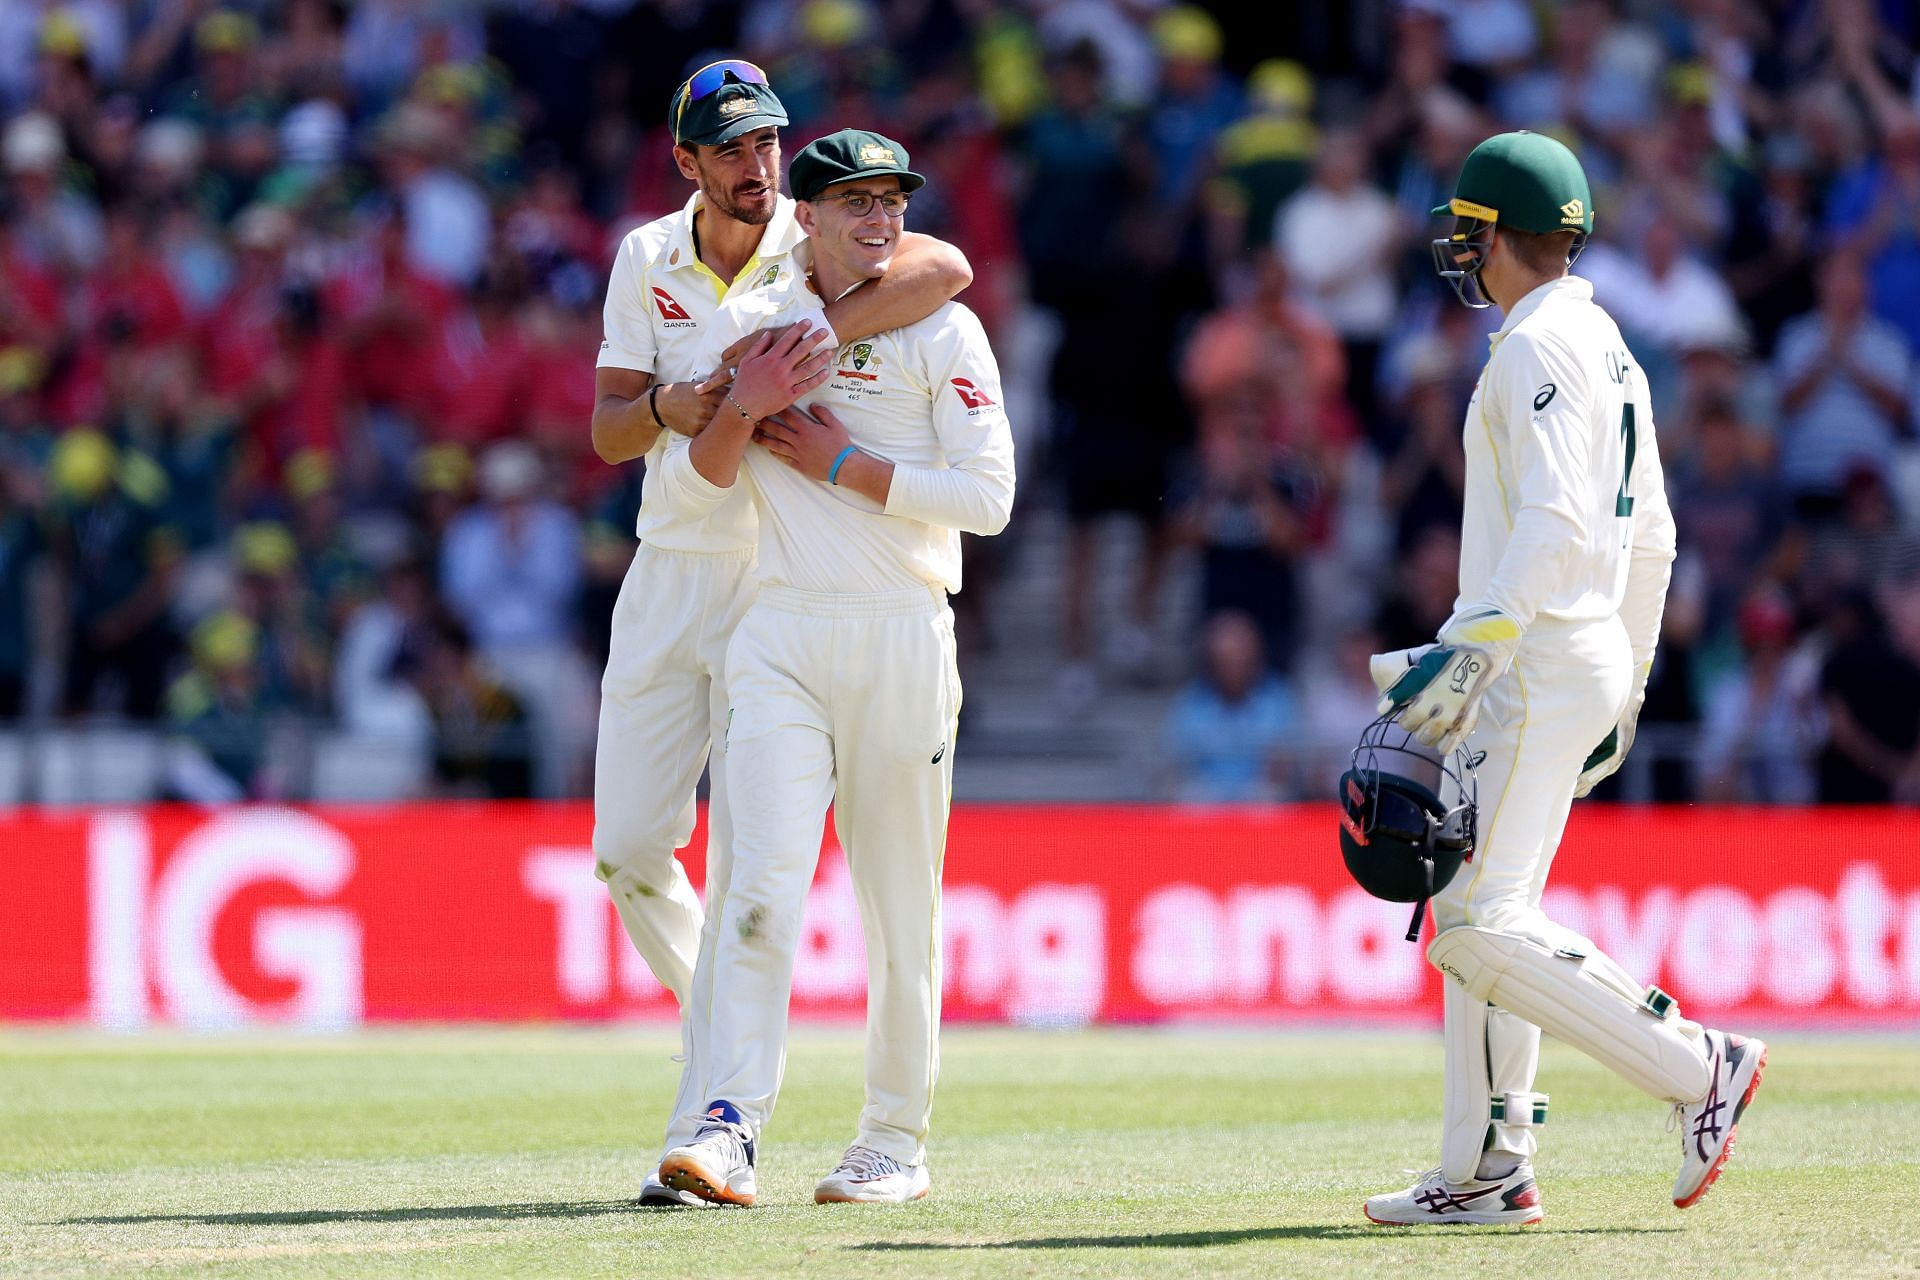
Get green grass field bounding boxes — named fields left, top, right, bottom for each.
left=3, top=1027, right=1916, bottom=1279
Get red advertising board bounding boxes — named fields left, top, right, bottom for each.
left=0, top=804, right=1914, bottom=1028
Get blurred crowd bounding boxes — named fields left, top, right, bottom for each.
left=0, top=0, right=1915, bottom=805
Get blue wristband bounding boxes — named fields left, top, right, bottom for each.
left=828, top=445, right=858, bottom=485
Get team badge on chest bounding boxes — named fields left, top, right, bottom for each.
left=838, top=342, right=880, bottom=383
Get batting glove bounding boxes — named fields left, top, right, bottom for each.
left=1377, top=608, right=1522, bottom=754
left=1574, top=660, right=1651, bottom=798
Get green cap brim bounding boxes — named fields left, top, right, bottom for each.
left=685, top=110, right=787, bottom=147
left=808, top=167, right=927, bottom=200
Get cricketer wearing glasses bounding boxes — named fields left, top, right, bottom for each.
left=651, top=131, right=1015, bottom=1207
left=589, top=63, right=972, bottom=1208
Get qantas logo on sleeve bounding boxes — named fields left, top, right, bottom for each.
left=949, top=378, right=995, bottom=410
left=650, top=287, right=697, bottom=327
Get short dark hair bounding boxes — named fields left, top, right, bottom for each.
left=1498, top=225, right=1578, bottom=274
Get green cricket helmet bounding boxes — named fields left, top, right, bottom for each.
left=1338, top=713, right=1479, bottom=942
left=1431, top=130, right=1594, bottom=308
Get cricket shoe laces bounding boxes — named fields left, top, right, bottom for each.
left=815, top=1144, right=932, bottom=1204
left=659, top=1101, right=757, bottom=1207
left=1672, top=1030, right=1767, bottom=1209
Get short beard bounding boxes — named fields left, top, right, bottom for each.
left=703, top=179, right=776, bottom=227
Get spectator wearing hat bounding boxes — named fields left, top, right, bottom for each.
left=283, top=449, right=372, bottom=632
left=1207, top=58, right=1317, bottom=257
left=372, top=101, right=490, bottom=288
left=229, top=519, right=329, bottom=712
left=47, top=428, right=180, bottom=719
left=1144, top=6, right=1242, bottom=215
left=5, top=111, right=104, bottom=275
left=158, top=11, right=277, bottom=140
left=163, top=609, right=271, bottom=804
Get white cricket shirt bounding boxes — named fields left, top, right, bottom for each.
left=660, top=244, right=1015, bottom=595
left=597, top=191, right=809, bottom=552
left=1455, top=275, right=1676, bottom=652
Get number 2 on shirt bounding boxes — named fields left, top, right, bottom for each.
left=1615, top=403, right=1636, bottom=519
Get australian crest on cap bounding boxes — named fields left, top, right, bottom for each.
left=718, top=95, right=755, bottom=118
left=858, top=142, right=896, bottom=165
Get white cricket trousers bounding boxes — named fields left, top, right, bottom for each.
left=1430, top=615, right=1636, bottom=1175
left=701, top=582, right=961, bottom=1168
left=592, top=542, right=756, bottom=1157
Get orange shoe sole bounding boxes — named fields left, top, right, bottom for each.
left=660, top=1154, right=755, bottom=1207
left=1675, top=1046, right=1768, bottom=1209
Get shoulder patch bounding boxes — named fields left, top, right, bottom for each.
left=1532, top=383, right=1556, bottom=412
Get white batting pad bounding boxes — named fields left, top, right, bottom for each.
left=1441, top=982, right=1546, bottom=1182
left=1429, top=926, right=1711, bottom=1103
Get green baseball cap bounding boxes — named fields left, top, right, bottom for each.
left=670, top=60, right=788, bottom=147
left=1433, top=130, right=1594, bottom=236
left=788, top=129, right=925, bottom=202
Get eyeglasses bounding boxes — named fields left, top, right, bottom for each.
left=813, top=189, right=913, bottom=217
left=673, top=59, right=770, bottom=142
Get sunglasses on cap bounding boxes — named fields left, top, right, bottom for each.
left=674, top=59, right=771, bottom=141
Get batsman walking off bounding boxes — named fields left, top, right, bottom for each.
left=1363, top=132, right=1766, bottom=1225
left=589, top=62, right=968, bottom=1206
left=654, top=130, right=1015, bottom=1207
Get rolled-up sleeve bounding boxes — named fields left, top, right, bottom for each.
left=884, top=306, right=1016, bottom=536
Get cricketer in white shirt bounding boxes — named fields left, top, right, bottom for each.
left=1369, top=130, right=1761, bottom=1229
left=592, top=159, right=971, bottom=1191
left=655, top=142, right=1013, bottom=1202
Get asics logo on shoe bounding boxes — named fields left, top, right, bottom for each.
left=1414, top=1184, right=1501, bottom=1213
left=1693, top=1045, right=1729, bottom=1159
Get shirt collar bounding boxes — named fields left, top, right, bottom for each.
left=654, top=191, right=804, bottom=276
left=1489, top=274, right=1592, bottom=350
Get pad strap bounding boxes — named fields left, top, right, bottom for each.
left=1489, top=1091, right=1549, bottom=1127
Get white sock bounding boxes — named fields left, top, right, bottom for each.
left=1475, top=1151, right=1524, bottom=1182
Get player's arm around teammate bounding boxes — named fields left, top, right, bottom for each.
left=586, top=61, right=977, bottom=1210
left=653, top=132, right=1013, bottom=1208
left=593, top=240, right=969, bottom=467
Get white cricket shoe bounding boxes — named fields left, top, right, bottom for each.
left=1364, top=1163, right=1543, bottom=1226
left=813, top=1145, right=932, bottom=1204
left=637, top=1168, right=713, bottom=1208
left=1672, top=1030, right=1767, bottom=1208
left=659, top=1101, right=757, bottom=1207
